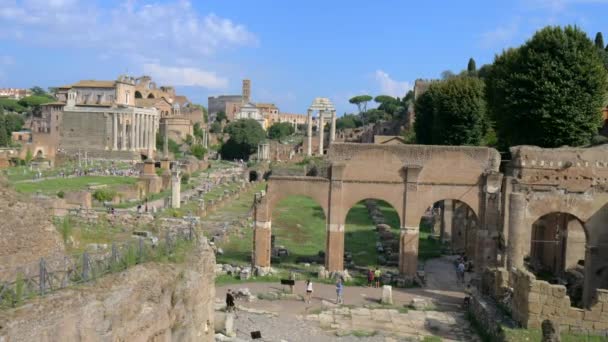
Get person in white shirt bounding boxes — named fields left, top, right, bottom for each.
left=305, top=279, right=313, bottom=303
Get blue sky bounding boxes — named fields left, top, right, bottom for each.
left=1, top=0, right=607, bottom=115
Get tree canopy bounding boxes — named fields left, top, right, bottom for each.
left=220, top=119, right=266, bottom=160
left=215, top=111, right=227, bottom=123
left=267, top=122, right=295, bottom=140
left=467, top=58, right=477, bottom=75
left=414, top=76, right=487, bottom=145
left=349, top=95, right=373, bottom=113
left=336, top=114, right=362, bottom=130
left=486, top=26, right=608, bottom=148
left=595, top=32, right=605, bottom=50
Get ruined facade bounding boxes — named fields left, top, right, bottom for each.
left=253, top=143, right=608, bottom=333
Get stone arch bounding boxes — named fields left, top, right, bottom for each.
left=135, top=91, right=142, bottom=99
left=261, top=178, right=330, bottom=222
left=147, top=93, right=155, bottom=99
left=35, top=149, right=44, bottom=159
left=340, top=190, right=404, bottom=228
left=343, top=198, right=402, bottom=268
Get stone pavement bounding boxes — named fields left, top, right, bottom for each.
left=216, top=256, right=480, bottom=341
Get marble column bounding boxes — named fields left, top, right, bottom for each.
left=307, top=110, right=312, bottom=156
left=121, top=113, right=127, bottom=150
left=134, top=114, right=140, bottom=149
left=318, top=113, right=324, bottom=155
left=330, top=110, right=336, bottom=143
left=139, top=114, right=145, bottom=150
left=130, top=113, right=136, bottom=150
left=112, top=112, right=118, bottom=150
left=152, top=117, right=157, bottom=151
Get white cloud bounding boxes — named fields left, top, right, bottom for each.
left=479, top=18, right=521, bottom=48
left=0, top=56, right=15, bottom=66
left=0, top=0, right=258, bottom=58
left=374, top=70, right=412, bottom=98
left=143, top=63, right=228, bottom=89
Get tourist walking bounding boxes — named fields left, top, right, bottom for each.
left=457, top=260, right=466, bottom=284
left=305, top=279, right=313, bottom=304
left=336, top=278, right=344, bottom=304
left=367, top=268, right=375, bottom=287
left=226, top=289, right=235, bottom=312
left=374, top=268, right=382, bottom=288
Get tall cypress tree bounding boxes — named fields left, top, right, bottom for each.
left=0, top=116, right=8, bottom=147
left=595, top=32, right=605, bottom=50
left=467, top=58, right=477, bottom=75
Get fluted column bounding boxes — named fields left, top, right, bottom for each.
left=330, top=110, right=336, bottom=143
left=318, top=113, right=324, bottom=155
left=130, top=113, right=136, bottom=150
left=307, top=110, right=312, bottom=156
left=121, top=113, right=127, bottom=150
left=112, top=112, right=118, bottom=150
left=139, top=114, right=144, bottom=150
left=151, top=116, right=158, bottom=151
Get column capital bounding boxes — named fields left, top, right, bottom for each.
left=401, top=226, right=419, bottom=233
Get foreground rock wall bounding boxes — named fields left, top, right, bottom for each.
left=0, top=178, right=65, bottom=280
left=0, top=240, right=216, bottom=342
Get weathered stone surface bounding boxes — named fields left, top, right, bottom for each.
left=381, top=285, right=393, bottom=305
left=0, top=241, right=216, bottom=342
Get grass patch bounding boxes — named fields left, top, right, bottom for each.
left=13, top=176, right=137, bottom=194
left=419, top=221, right=442, bottom=261
left=351, top=330, right=377, bottom=337
left=422, top=336, right=442, bottom=342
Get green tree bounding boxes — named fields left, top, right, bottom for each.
left=18, top=95, right=53, bottom=107
left=215, top=111, right=227, bottom=123
left=361, top=109, right=390, bottom=124
left=210, top=121, right=222, bottom=133
left=486, top=26, right=608, bottom=148
left=595, top=32, right=605, bottom=50
left=0, top=116, right=7, bottom=146
left=93, top=189, right=117, bottom=202
left=190, top=144, right=207, bottom=160
left=349, top=95, right=373, bottom=113
left=30, top=86, right=47, bottom=97
left=413, top=90, right=435, bottom=144
left=467, top=58, right=477, bottom=75
left=267, top=122, right=295, bottom=140
left=4, top=113, right=24, bottom=134
left=0, top=98, right=26, bottom=112
left=184, top=134, right=194, bottom=146
left=336, top=114, right=362, bottom=129
left=220, top=119, right=266, bottom=160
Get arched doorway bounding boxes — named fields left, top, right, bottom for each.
left=419, top=199, right=479, bottom=261
left=135, top=91, right=142, bottom=99
left=248, top=171, right=259, bottom=182
left=528, top=212, right=586, bottom=307
left=147, top=93, right=155, bottom=99
left=269, top=195, right=327, bottom=266
left=344, top=199, right=400, bottom=269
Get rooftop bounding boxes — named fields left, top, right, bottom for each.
left=71, top=80, right=116, bottom=88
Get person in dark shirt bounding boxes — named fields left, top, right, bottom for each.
left=226, top=289, right=235, bottom=312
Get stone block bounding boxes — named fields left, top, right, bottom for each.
left=597, top=289, right=608, bottom=303
left=381, top=285, right=393, bottom=305
left=542, top=305, right=556, bottom=316
left=528, top=292, right=541, bottom=303
left=584, top=309, right=601, bottom=322
left=552, top=286, right=566, bottom=298
left=529, top=302, right=542, bottom=314
left=569, top=308, right=584, bottom=321
left=594, top=321, right=608, bottom=330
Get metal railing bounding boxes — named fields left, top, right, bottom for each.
left=0, top=226, right=196, bottom=309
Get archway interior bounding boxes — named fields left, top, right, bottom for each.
left=344, top=199, right=400, bottom=269
left=147, top=93, right=155, bottom=99
left=528, top=212, right=586, bottom=307
left=135, top=91, right=142, bottom=99
left=419, top=199, right=478, bottom=263
left=248, top=171, right=258, bottom=182
left=270, top=195, right=326, bottom=265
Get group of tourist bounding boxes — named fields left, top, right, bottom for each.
left=367, top=268, right=382, bottom=288
left=305, top=277, right=345, bottom=305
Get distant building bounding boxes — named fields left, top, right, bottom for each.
left=208, top=95, right=243, bottom=122
left=236, top=102, right=266, bottom=129
left=0, top=88, right=31, bottom=100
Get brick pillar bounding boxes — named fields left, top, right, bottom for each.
left=441, top=199, right=453, bottom=244
left=253, top=221, right=271, bottom=267
left=399, top=227, right=419, bottom=276
left=326, top=224, right=344, bottom=272
left=507, top=193, right=527, bottom=270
